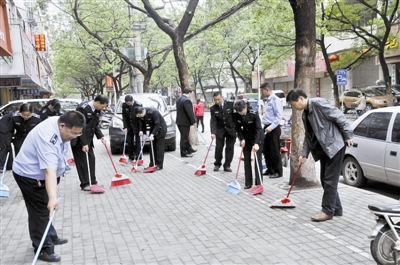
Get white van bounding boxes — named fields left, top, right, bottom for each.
left=0, top=98, right=81, bottom=116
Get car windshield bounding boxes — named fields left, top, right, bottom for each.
left=116, top=95, right=167, bottom=115
left=361, top=88, right=385, bottom=97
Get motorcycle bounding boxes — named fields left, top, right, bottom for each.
left=368, top=204, right=400, bottom=265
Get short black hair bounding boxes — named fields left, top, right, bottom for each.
left=19, top=103, right=33, bottom=113
left=260, top=82, right=271, bottom=90
left=183, top=88, right=192, bottom=94
left=213, top=91, right=222, bottom=97
left=59, top=110, right=86, bottom=128
left=286, top=89, right=308, bottom=103
left=234, top=100, right=247, bottom=112
left=94, top=94, right=109, bottom=105
left=125, top=95, right=133, bottom=102
left=135, top=106, right=144, bottom=115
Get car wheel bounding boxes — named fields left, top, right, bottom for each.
left=166, top=138, right=176, bottom=151
left=365, top=103, right=373, bottom=111
left=339, top=103, right=348, bottom=114
left=110, top=144, right=121, bottom=155
left=342, top=156, right=367, bottom=187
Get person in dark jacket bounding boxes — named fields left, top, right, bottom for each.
left=0, top=106, right=16, bottom=171
left=9, top=103, right=41, bottom=156
left=176, top=88, right=196, bottom=157
left=37, top=99, right=61, bottom=121
left=210, top=92, right=236, bottom=172
left=135, top=107, right=167, bottom=170
left=122, top=95, right=143, bottom=162
left=233, top=100, right=263, bottom=189
left=71, top=95, right=108, bottom=191
left=286, top=89, right=354, bottom=222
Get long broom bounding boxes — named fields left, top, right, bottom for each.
left=197, top=128, right=214, bottom=151
left=143, top=141, right=157, bottom=173
left=270, top=163, right=302, bottom=208
left=194, top=139, right=214, bottom=176
left=248, top=152, right=264, bottom=195
left=103, top=143, right=132, bottom=187
left=0, top=152, right=10, bottom=198
left=85, top=152, right=105, bottom=193
left=131, top=139, right=146, bottom=173
left=119, top=131, right=127, bottom=164
left=226, top=147, right=243, bottom=195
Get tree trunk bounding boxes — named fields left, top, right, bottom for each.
left=289, top=0, right=319, bottom=188
left=172, top=36, right=190, bottom=89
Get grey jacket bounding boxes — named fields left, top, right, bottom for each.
left=301, top=98, right=353, bottom=160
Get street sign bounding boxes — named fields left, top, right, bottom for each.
left=336, top=69, right=348, bottom=85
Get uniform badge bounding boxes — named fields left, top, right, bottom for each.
left=50, top=134, right=58, bottom=145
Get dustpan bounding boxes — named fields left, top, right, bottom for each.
left=226, top=147, right=243, bottom=195
left=86, top=152, right=105, bottom=193
left=247, top=153, right=264, bottom=195
left=194, top=139, right=214, bottom=176
left=270, top=163, right=302, bottom=208
left=0, top=153, right=10, bottom=198
left=119, top=132, right=127, bottom=164
left=143, top=141, right=157, bottom=173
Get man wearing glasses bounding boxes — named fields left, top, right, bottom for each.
left=71, top=95, right=109, bottom=191
left=12, top=111, right=86, bottom=262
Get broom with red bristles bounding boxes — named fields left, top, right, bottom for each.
left=194, top=139, right=214, bottom=176
left=119, top=131, right=127, bottom=164
left=270, top=163, right=302, bottom=208
left=103, top=143, right=132, bottom=187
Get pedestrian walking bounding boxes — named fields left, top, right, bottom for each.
left=260, top=83, right=283, bottom=179
left=71, top=95, right=108, bottom=191
left=233, top=100, right=263, bottom=189
left=0, top=106, right=16, bottom=171
left=355, top=92, right=367, bottom=117
left=286, top=89, right=354, bottom=222
left=12, top=111, right=86, bottom=262
left=122, top=95, right=143, bottom=162
left=194, top=98, right=205, bottom=133
left=210, top=91, right=236, bottom=172
left=9, top=103, right=41, bottom=156
left=135, top=106, right=167, bottom=170
left=176, top=88, right=197, bottom=157
left=37, top=99, right=61, bottom=121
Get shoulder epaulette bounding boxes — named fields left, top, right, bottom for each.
left=249, top=110, right=258, bottom=115
left=79, top=101, right=89, bottom=109
left=226, top=99, right=234, bottom=103
left=13, top=113, right=21, bottom=117
left=32, top=113, right=41, bottom=119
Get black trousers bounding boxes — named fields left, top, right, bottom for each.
left=13, top=172, right=60, bottom=255
left=320, top=146, right=345, bottom=216
left=13, top=138, right=24, bottom=156
left=196, top=116, right=204, bottom=132
left=71, top=144, right=98, bottom=189
left=263, top=126, right=282, bottom=176
left=126, top=130, right=142, bottom=160
left=0, top=137, right=13, bottom=170
left=177, top=125, right=191, bottom=156
left=243, top=142, right=263, bottom=187
left=149, top=137, right=165, bottom=169
left=214, top=132, right=235, bottom=168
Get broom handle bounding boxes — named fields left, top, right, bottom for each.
left=202, top=138, right=214, bottom=165
left=197, top=127, right=208, bottom=145
left=254, top=151, right=263, bottom=185
left=122, top=132, right=127, bottom=155
left=137, top=136, right=145, bottom=159
left=86, top=152, right=92, bottom=186
left=104, top=143, right=119, bottom=174
left=235, top=147, right=244, bottom=180
left=286, top=163, right=302, bottom=198
left=150, top=140, right=155, bottom=166
left=0, top=152, right=9, bottom=184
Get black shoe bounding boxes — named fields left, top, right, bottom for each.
left=224, top=167, right=232, bottom=172
left=53, top=237, right=68, bottom=245
left=156, top=167, right=163, bottom=171
left=244, top=185, right=252, bottom=189
left=263, top=170, right=272, bottom=176
left=188, top=149, right=197, bottom=154
left=38, top=253, right=61, bottom=262
left=269, top=173, right=282, bottom=179
left=181, top=153, right=193, bottom=157
left=334, top=211, right=343, bottom=217
left=201, top=131, right=204, bottom=133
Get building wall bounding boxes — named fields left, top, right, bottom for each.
left=351, top=56, right=379, bottom=88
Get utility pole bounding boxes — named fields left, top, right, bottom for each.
left=257, top=43, right=261, bottom=111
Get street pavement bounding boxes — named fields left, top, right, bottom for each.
left=1, top=108, right=398, bottom=265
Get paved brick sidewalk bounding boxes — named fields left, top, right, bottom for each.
left=0, top=128, right=398, bottom=265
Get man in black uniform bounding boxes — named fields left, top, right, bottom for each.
left=122, top=95, right=143, bottom=162
left=37, top=99, right=61, bottom=121
left=135, top=106, right=167, bottom=170
left=233, top=100, right=263, bottom=189
left=71, top=95, right=108, bottom=191
left=176, top=88, right=196, bottom=157
left=210, top=92, right=236, bottom=172
left=0, top=107, right=16, bottom=171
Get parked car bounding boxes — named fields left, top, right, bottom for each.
left=342, top=106, right=400, bottom=188
left=367, top=84, right=400, bottom=105
left=0, top=98, right=81, bottom=116
left=339, top=88, right=397, bottom=113
left=272, top=89, right=286, bottom=107
left=108, top=93, right=176, bottom=154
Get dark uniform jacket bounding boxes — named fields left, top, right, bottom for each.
left=71, top=101, right=104, bottom=147
left=9, top=113, right=41, bottom=145
left=127, top=101, right=143, bottom=134
left=176, top=95, right=195, bottom=126
left=233, top=110, right=263, bottom=145
left=138, top=107, right=167, bottom=139
left=0, top=112, right=15, bottom=149
left=122, top=102, right=132, bottom=130
left=36, top=106, right=60, bottom=121
left=210, top=99, right=236, bottom=138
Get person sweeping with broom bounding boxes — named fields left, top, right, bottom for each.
left=233, top=100, right=264, bottom=190
left=12, top=111, right=85, bottom=262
